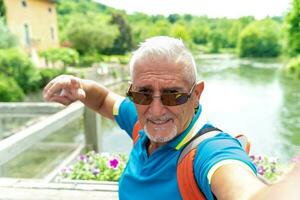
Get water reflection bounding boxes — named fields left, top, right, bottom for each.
left=278, top=76, right=300, bottom=156
left=1, top=118, right=84, bottom=178
left=0, top=116, right=37, bottom=140
left=197, top=55, right=299, bottom=161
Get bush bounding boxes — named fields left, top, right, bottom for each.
left=101, top=54, right=130, bottom=65
left=79, top=53, right=103, bottom=67
left=284, top=56, right=300, bottom=79
left=0, top=74, right=24, bottom=102
left=40, top=48, right=79, bottom=66
left=238, top=19, right=281, bottom=57
left=0, top=48, right=41, bottom=93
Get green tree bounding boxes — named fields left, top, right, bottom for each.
left=65, top=13, right=119, bottom=55
left=0, top=18, right=18, bottom=49
left=208, top=31, right=223, bottom=53
left=286, top=0, right=300, bottom=56
left=190, top=17, right=211, bottom=45
left=0, top=0, right=5, bottom=18
left=106, top=13, right=133, bottom=54
left=170, top=23, right=191, bottom=43
left=168, top=14, right=180, bottom=24
left=238, top=19, right=282, bottom=57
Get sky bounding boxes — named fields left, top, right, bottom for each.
left=95, top=0, right=292, bottom=19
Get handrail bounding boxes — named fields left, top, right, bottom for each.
left=0, top=102, right=64, bottom=116
left=0, top=102, right=84, bottom=166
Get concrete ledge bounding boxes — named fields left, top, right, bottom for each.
left=0, top=178, right=118, bottom=200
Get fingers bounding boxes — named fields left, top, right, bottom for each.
left=43, top=75, right=85, bottom=103
left=70, top=77, right=86, bottom=100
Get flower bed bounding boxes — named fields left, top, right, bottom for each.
left=250, top=155, right=285, bottom=183
left=57, top=151, right=127, bottom=182
left=56, top=151, right=298, bottom=184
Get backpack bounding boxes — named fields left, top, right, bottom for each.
left=132, top=121, right=250, bottom=200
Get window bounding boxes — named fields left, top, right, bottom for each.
left=21, top=0, right=27, bottom=7
left=24, top=24, right=30, bottom=47
left=50, top=27, right=55, bottom=41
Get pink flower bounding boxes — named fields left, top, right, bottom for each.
left=78, top=154, right=88, bottom=163
left=109, top=158, right=119, bottom=169
left=257, top=166, right=265, bottom=175
left=292, top=155, right=300, bottom=164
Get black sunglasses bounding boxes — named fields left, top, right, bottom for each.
left=126, top=83, right=196, bottom=106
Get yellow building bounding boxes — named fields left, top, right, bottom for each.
left=3, top=0, right=59, bottom=51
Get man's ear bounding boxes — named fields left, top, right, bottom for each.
left=193, top=81, right=204, bottom=105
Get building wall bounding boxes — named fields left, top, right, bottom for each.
left=3, top=0, right=59, bottom=51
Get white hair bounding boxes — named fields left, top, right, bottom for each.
left=129, top=36, right=197, bottom=84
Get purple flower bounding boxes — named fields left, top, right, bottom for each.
left=92, top=168, right=100, bottom=176
left=78, top=154, right=88, bottom=163
left=109, top=158, right=119, bottom=169
left=257, top=166, right=265, bottom=175
left=250, top=155, right=255, bottom=161
left=257, top=155, right=263, bottom=161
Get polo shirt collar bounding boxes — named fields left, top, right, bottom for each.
left=167, top=104, right=207, bottom=150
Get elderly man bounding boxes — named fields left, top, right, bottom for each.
left=44, top=36, right=299, bottom=200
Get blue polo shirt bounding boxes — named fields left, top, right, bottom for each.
left=114, top=98, right=257, bottom=200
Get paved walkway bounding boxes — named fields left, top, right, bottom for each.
left=0, top=178, right=118, bottom=200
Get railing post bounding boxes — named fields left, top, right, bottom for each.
left=83, top=107, right=102, bottom=152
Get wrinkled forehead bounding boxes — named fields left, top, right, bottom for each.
left=131, top=56, right=192, bottom=83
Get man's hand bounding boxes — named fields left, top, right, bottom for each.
left=43, top=75, right=86, bottom=105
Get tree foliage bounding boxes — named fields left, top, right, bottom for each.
left=0, top=48, right=41, bottom=93
left=238, top=19, right=282, bottom=57
left=65, top=13, right=119, bottom=55
left=0, top=0, right=5, bottom=17
left=0, top=18, right=18, bottom=49
left=56, top=0, right=285, bottom=57
left=286, top=0, right=300, bottom=56
left=0, top=74, right=24, bottom=102
left=106, top=13, right=133, bottom=54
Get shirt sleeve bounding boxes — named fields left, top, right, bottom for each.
left=193, top=133, right=257, bottom=200
left=113, top=97, right=138, bottom=138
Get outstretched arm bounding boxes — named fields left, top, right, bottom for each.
left=43, top=75, right=123, bottom=120
left=211, top=163, right=300, bottom=200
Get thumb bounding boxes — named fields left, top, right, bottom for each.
left=77, top=88, right=86, bottom=100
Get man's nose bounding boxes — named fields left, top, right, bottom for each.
left=149, top=95, right=166, bottom=116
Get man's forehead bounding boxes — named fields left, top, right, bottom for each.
left=133, top=84, right=186, bottom=91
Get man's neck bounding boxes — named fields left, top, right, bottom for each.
left=147, top=141, right=166, bottom=156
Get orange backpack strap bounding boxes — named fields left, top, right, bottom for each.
left=132, top=121, right=142, bottom=145
left=235, top=134, right=251, bottom=154
left=177, top=128, right=222, bottom=200
left=177, top=128, right=251, bottom=200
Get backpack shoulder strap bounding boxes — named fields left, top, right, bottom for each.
left=177, top=127, right=251, bottom=200
left=132, top=121, right=142, bottom=145
left=177, top=127, right=221, bottom=200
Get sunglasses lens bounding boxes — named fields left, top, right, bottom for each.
left=129, top=92, right=152, bottom=105
left=161, top=93, right=189, bottom=106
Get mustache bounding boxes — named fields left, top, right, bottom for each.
left=145, top=114, right=173, bottom=122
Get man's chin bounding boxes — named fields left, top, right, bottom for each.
left=144, top=125, right=178, bottom=143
